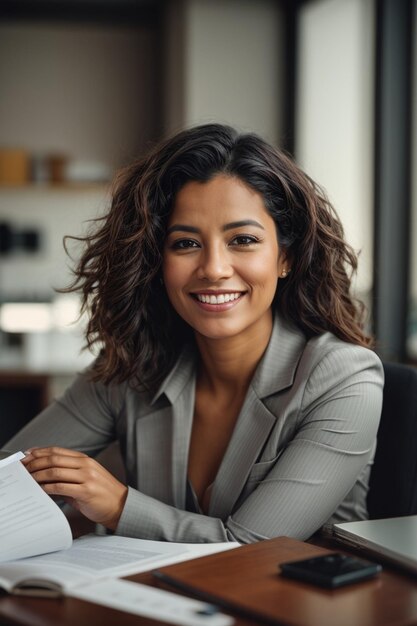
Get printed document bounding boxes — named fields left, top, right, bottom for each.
left=0, top=452, right=238, bottom=596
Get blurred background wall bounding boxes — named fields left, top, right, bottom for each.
left=0, top=0, right=415, bottom=439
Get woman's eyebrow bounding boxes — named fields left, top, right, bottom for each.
left=222, top=220, right=265, bottom=231
left=166, top=224, right=199, bottom=235
left=167, top=220, right=265, bottom=236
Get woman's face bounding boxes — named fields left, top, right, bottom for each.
left=162, top=174, right=288, bottom=342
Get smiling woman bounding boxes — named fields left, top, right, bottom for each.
left=3, top=124, right=384, bottom=543
left=162, top=175, right=283, bottom=345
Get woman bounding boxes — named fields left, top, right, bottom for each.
left=4, top=123, right=383, bottom=543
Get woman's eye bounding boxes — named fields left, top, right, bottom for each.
left=230, top=235, right=259, bottom=246
left=171, top=238, right=200, bottom=250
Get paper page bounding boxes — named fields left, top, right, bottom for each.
left=0, top=458, right=72, bottom=563
left=70, top=578, right=235, bottom=626
left=0, top=451, right=25, bottom=467
left=0, top=535, right=238, bottom=593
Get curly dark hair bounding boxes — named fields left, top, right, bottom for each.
left=65, top=123, right=372, bottom=390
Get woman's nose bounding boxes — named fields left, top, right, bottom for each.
left=196, top=246, right=233, bottom=281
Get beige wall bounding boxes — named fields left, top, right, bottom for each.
left=164, top=0, right=284, bottom=145
left=0, top=22, right=158, bottom=169
left=296, top=0, right=375, bottom=294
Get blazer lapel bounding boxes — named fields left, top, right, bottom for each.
left=170, top=380, right=196, bottom=509
left=208, top=387, right=276, bottom=519
left=136, top=405, right=175, bottom=505
left=209, top=314, right=307, bottom=519
left=136, top=346, right=196, bottom=509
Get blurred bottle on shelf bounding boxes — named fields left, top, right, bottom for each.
left=46, top=154, right=68, bottom=184
left=0, top=149, right=30, bottom=185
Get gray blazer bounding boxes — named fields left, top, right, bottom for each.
left=5, top=315, right=384, bottom=543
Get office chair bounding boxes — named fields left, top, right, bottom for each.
left=367, top=361, right=417, bottom=519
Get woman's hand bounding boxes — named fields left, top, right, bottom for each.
left=21, top=447, right=128, bottom=531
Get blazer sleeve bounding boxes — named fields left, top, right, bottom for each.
left=116, top=345, right=384, bottom=543
left=2, top=367, right=124, bottom=457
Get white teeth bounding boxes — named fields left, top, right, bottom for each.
left=195, top=292, right=241, bottom=304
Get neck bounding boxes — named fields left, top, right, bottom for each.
left=195, top=313, right=274, bottom=395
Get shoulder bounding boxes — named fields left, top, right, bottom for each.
left=302, top=332, right=383, bottom=377
left=298, top=332, right=384, bottom=404
left=62, top=361, right=131, bottom=416
left=255, top=314, right=383, bottom=400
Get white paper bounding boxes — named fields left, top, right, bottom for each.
left=0, top=457, right=72, bottom=563
left=0, top=451, right=25, bottom=467
left=13, top=535, right=237, bottom=576
left=0, top=452, right=238, bottom=596
left=0, top=534, right=237, bottom=593
left=70, top=578, right=235, bottom=626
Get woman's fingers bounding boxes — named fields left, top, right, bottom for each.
left=30, top=466, right=86, bottom=484
left=24, top=451, right=117, bottom=484
left=21, top=446, right=128, bottom=531
left=22, top=446, right=87, bottom=464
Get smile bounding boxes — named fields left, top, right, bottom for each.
left=192, top=292, right=244, bottom=304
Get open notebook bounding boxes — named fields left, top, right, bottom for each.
left=333, top=515, right=417, bottom=574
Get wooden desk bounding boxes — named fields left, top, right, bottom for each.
left=1, top=537, right=417, bottom=626
left=0, top=572, right=253, bottom=626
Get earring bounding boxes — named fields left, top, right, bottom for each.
left=281, top=268, right=290, bottom=278
left=159, top=276, right=164, bottom=286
